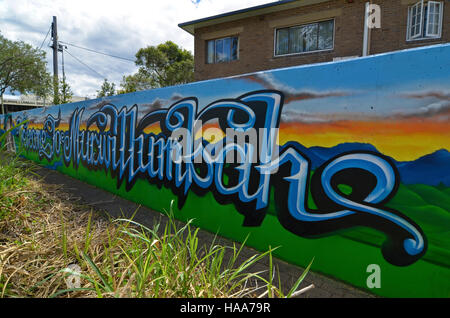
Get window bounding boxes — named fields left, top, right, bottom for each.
left=206, top=36, right=238, bottom=64
left=407, top=1, right=443, bottom=40
left=275, top=19, right=334, bottom=56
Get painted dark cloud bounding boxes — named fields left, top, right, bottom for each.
left=136, top=92, right=185, bottom=118
left=242, top=72, right=349, bottom=104
left=393, top=90, right=450, bottom=119
left=280, top=110, right=332, bottom=123
left=401, top=91, right=450, bottom=101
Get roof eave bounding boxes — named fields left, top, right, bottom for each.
left=179, top=0, right=330, bottom=35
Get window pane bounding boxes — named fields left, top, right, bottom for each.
left=433, top=23, right=439, bottom=35
left=215, top=39, right=224, bottom=62
left=206, top=40, right=214, bottom=64
left=318, top=20, right=334, bottom=50
left=411, top=5, right=417, bottom=37
left=429, top=10, right=434, bottom=25
left=423, top=5, right=428, bottom=35
left=416, top=2, right=423, bottom=21
left=429, top=2, right=438, bottom=14
left=410, top=1, right=423, bottom=39
left=222, top=37, right=231, bottom=62
left=302, top=23, right=318, bottom=52
left=276, top=29, right=289, bottom=55
left=289, top=27, right=303, bottom=53
left=426, top=2, right=442, bottom=37
left=231, top=37, right=238, bottom=60
left=276, top=19, right=333, bottom=55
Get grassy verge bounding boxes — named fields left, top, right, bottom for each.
left=0, top=151, right=313, bottom=298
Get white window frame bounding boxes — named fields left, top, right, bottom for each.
left=273, top=18, right=335, bottom=57
left=425, top=1, right=444, bottom=37
left=409, top=1, right=424, bottom=39
left=206, top=36, right=239, bottom=64
left=407, top=0, right=444, bottom=41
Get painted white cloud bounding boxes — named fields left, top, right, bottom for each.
left=392, top=89, right=450, bottom=119
left=392, top=100, right=450, bottom=119
left=0, top=0, right=271, bottom=98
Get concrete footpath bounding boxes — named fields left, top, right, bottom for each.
left=34, top=165, right=375, bottom=298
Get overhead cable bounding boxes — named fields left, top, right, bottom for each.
left=63, top=48, right=106, bottom=79
left=39, top=25, right=52, bottom=50
left=59, top=41, right=135, bottom=62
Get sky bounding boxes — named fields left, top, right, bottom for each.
left=0, top=0, right=272, bottom=98
left=15, top=41, right=450, bottom=161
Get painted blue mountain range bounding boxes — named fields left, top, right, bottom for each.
left=291, top=142, right=450, bottom=187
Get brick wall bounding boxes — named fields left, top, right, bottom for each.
left=193, top=0, right=449, bottom=81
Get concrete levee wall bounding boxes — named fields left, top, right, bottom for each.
left=2, top=43, right=449, bottom=297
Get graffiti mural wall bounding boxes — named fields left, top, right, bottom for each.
left=2, top=44, right=449, bottom=297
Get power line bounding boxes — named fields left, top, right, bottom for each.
left=39, top=25, right=51, bottom=50
left=63, top=48, right=106, bottom=79
left=59, top=41, right=135, bottom=63
left=61, top=45, right=66, bottom=81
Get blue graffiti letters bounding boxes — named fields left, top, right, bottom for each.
left=18, top=90, right=426, bottom=266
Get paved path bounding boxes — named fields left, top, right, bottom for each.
left=33, top=166, right=375, bottom=298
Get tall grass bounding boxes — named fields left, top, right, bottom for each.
left=0, top=150, right=314, bottom=298
left=53, top=202, right=314, bottom=298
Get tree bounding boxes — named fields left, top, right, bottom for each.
left=97, top=78, right=116, bottom=98
left=133, top=41, right=194, bottom=89
left=117, top=72, right=153, bottom=94
left=0, top=33, right=52, bottom=114
left=34, top=74, right=53, bottom=106
left=58, top=77, right=73, bottom=104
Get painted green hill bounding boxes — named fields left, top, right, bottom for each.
left=343, top=183, right=450, bottom=267
left=406, top=184, right=450, bottom=212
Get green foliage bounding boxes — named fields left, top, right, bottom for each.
left=58, top=78, right=73, bottom=104
left=96, top=78, right=116, bottom=98
left=120, top=41, right=194, bottom=93
left=0, top=33, right=52, bottom=113
left=0, top=118, right=27, bottom=151
left=0, top=148, right=313, bottom=298
left=117, top=72, right=152, bottom=94
left=0, top=153, right=32, bottom=220
left=50, top=203, right=313, bottom=298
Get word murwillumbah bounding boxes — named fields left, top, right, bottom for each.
left=16, top=90, right=426, bottom=266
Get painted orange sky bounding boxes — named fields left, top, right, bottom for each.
left=279, top=118, right=450, bottom=161
left=24, top=116, right=449, bottom=162
left=191, top=117, right=449, bottom=161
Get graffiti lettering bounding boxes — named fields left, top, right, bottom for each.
left=17, top=90, right=426, bottom=266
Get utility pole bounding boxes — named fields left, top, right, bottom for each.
left=59, top=43, right=69, bottom=103
left=51, top=16, right=59, bottom=105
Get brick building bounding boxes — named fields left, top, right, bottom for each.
left=179, top=0, right=449, bottom=81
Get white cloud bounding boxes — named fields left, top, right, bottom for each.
left=0, top=0, right=271, bottom=98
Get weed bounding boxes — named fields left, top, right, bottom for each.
left=0, top=151, right=314, bottom=298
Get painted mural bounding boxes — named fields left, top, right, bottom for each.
left=1, top=44, right=449, bottom=297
